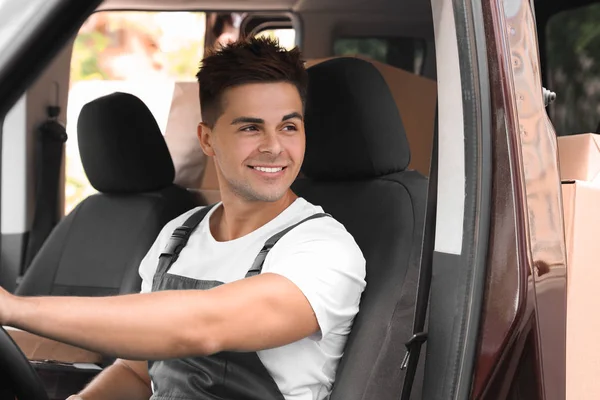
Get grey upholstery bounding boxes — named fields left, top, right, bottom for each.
left=292, top=58, right=427, bottom=399
left=17, top=93, right=201, bottom=297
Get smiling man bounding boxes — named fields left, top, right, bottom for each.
left=0, top=37, right=366, bottom=400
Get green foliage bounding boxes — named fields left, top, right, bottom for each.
left=333, top=37, right=425, bottom=73
left=70, top=32, right=110, bottom=82
left=165, top=41, right=204, bottom=79
left=334, top=38, right=388, bottom=64
left=547, top=4, right=600, bottom=135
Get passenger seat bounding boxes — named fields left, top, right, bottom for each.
left=17, top=92, right=201, bottom=297
left=292, top=58, right=428, bottom=399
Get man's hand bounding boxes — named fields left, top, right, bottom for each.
left=64, top=359, right=151, bottom=400
left=0, top=285, right=15, bottom=326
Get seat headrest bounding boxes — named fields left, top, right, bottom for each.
left=77, top=92, right=175, bottom=194
left=302, top=57, right=411, bottom=181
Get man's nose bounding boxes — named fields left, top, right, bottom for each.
left=258, top=130, right=283, bottom=155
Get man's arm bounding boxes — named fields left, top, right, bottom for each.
left=68, top=359, right=152, bottom=400
left=0, top=273, right=318, bottom=360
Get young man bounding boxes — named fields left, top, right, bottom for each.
left=0, top=37, right=366, bottom=400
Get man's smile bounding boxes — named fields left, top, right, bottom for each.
left=248, top=165, right=288, bottom=177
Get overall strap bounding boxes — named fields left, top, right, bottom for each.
left=156, top=204, right=217, bottom=276
left=245, top=212, right=331, bottom=278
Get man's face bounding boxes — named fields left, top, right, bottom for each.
left=199, top=82, right=305, bottom=203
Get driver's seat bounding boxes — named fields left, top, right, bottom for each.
left=17, top=92, right=200, bottom=297
left=292, top=58, right=428, bottom=399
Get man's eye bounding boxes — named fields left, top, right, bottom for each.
left=282, top=125, right=297, bottom=132
left=241, top=125, right=259, bottom=132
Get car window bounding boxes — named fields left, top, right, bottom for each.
left=546, top=4, right=600, bottom=136
left=66, top=11, right=206, bottom=213
left=333, top=37, right=426, bottom=74
left=255, top=29, right=296, bottom=50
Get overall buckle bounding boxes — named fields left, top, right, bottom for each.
left=161, top=226, right=192, bottom=257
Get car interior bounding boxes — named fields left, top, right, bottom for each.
left=0, top=1, right=440, bottom=399
left=4, top=0, right=599, bottom=398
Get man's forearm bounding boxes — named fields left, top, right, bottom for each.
left=74, top=359, right=152, bottom=400
left=5, top=291, right=215, bottom=360
left=2, top=273, right=318, bottom=360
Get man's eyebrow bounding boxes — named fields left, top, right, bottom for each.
left=231, top=116, right=264, bottom=125
left=282, top=112, right=303, bottom=122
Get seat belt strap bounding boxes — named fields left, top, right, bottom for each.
left=400, top=111, right=439, bottom=399
left=23, top=106, right=68, bottom=272
left=245, top=212, right=331, bottom=278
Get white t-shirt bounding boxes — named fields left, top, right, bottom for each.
left=138, top=197, right=366, bottom=400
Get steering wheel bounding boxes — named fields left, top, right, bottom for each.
left=0, top=327, right=49, bottom=400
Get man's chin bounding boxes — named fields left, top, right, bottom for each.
left=225, top=178, right=293, bottom=203
left=245, top=187, right=291, bottom=203
left=252, top=192, right=288, bottom=203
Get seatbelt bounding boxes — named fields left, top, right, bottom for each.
left=400, top=113, right=439, bottom=399
left=22, top=104, right=68, bottom=271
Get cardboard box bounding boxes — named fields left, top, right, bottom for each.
left=558, top=134, right=600, bottom=399
left=561, top=181, right=600, bottom=400
left=4, top=326, right=102, bottom=364
left=164, top=82, right=207, bottom=189
left=558, top=134, right=600, bottom=183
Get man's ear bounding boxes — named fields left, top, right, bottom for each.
left=197, top=123, right=216, bottom=157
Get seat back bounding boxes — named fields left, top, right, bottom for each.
left=292, top=58, right=428, bottom=399
left=17, top=92, right=200, bottom=296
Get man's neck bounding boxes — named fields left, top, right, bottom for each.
left=210, top=190, right=298, bottom=242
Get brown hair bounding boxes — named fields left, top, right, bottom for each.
left=196, top=36, right=307, bottom=127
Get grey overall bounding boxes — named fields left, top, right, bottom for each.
left=148, top=204, right=329, bottom=400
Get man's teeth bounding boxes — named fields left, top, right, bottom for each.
left=253, top=166, right=283, bottom=173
